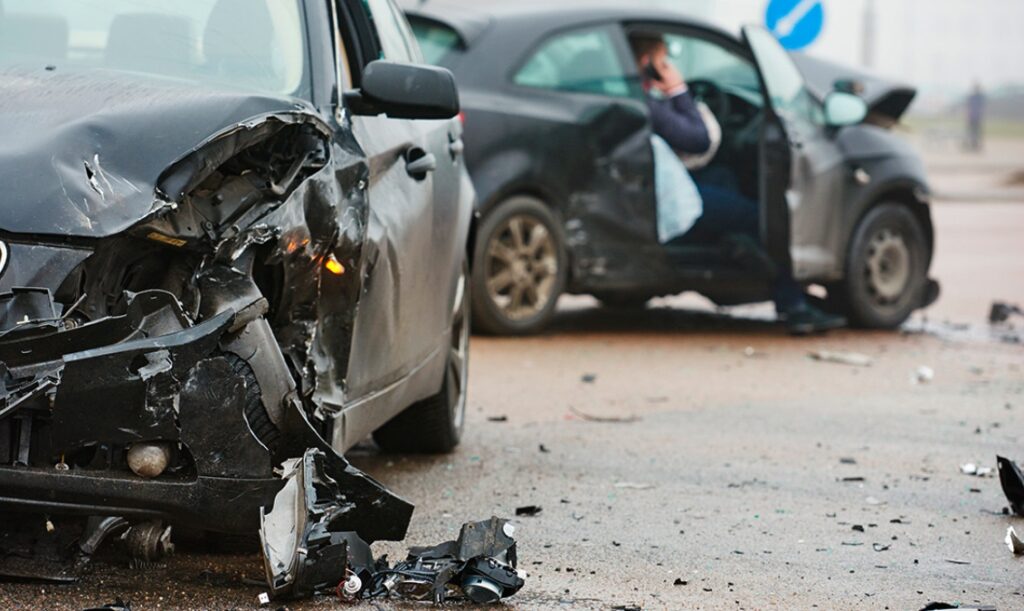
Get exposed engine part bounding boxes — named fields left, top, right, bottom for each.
left=260, top=452, right=524, bottom=603
left=122, top=521, right=174, bottom=565
left=79, top=516, right=130, bottom=557
left=126, top=443, right=172, bottom=479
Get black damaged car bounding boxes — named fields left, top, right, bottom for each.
left=404, top=2, right=940, bottom=335
left=0, top=0, right=473, bottom=569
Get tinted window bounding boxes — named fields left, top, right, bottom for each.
left=0, top=0, right=306, bottom=96
left=408, top=17, right=462, bottom=66
left=514, top=27, right=630, bottom=97
left=363, top=0, right=420, bottom=62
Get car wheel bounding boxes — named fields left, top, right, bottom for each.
left=373, top=263, right=469, bottom=454
left=471, top=196, right=567, bottom=335
left=839, top=203, right=929, bottom=329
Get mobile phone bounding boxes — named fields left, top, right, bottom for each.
left=643, top=60, right=664, bottom=83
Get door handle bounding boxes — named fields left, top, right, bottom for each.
left=405, top=148, right=436, bottom=179
left=449, top=138, right=465, bottom=159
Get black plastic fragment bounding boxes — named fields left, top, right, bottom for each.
left=996, top=455, right=1024, bottom=516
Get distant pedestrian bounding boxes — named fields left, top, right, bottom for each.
left=966, top=82, right=986, bottom=152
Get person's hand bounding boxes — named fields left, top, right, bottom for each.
left=651, top=54, right=685, bottom=95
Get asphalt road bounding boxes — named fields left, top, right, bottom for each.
left=1, top=200, right=1022, bottom=610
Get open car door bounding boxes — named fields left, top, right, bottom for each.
left=742, top=26, right=847, bottom=279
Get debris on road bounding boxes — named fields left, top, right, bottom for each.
left=989, top=301, right=1022, bottom=324
left=260, top=450, right=524, bottom=603
left=581, top=373, right=597, bottom=384
left=959, top=463, right=994, bottom=477
left=872, top=543, right=891, bottom=552
left=515, top=506, right=543, bottom=517
left=913, top=365, right=935, bottom=385
left=996, top=455, right=1024, bottom=516
left=920, top=603, right=997, bottom=611
left=809, top=350, right=873, bottom=367
left=487, top=415, right=509, bottom=422
left=1005, top=526, right=1024, bottom=555
left=569, top=406, right=641, bottom=423
left=82, top=601, right=132, bottom=611
left=614, top=482, right=655, bottom=490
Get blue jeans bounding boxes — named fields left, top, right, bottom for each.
left=680, top=184, right=806, bottom=313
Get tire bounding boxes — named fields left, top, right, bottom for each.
left=224, top=352, right=281, bottom=453
left=837, top=203, right=930, bottom=329
left=470, top=196, right=567, bottom=335
left=373, top=263, right=470, bottom=454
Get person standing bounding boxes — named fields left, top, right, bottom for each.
left=966, top=82, right=986, bottom=152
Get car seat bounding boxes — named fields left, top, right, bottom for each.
left=105, top=14, right=195, bottom=79
left=203, top=0, right=276, bottom=88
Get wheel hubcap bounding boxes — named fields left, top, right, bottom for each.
left=484, top=215, right=558, bottom=321
left=864, top=228, right=911, bottom=305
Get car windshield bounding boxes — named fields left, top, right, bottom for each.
left=0, top=0, right=306, bottom=96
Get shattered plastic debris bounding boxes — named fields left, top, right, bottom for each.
left=997, top=456, right=1024, bottom=516
left=1005, top=526, right=1024, bottom=555
left=260, top=460, right=525, bottom=603
left=808, top=350, right=873, bottom=367
left=581, top=373, right=597, bottom=384
left=569, top=406, right=641, bottom=423
left=920, top=604, right=997, bottom=611
left=959, top=463, right=994, bottom=477
left=989, top=301, right=1022, bottom=324
left=515, top=506, right=543, bottom=517
left=82, top=601, right=132, bottom=611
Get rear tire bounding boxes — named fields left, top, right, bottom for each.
left=837, top=203, right=930, bottom=329
left=373, top=264, right=469, bottom=454
left=471, top=196, right=567, bottom=335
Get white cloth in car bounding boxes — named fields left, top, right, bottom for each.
left=651, top=134, right=703, bottom=244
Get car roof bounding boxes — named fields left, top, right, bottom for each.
left=400, top=0, right=732, bottom=47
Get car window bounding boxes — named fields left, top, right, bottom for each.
left=744, top=27, right=823, bottom=125
left=0, top=0, right=306, bottom=96
left=363, top=0, right=421, bottom=63
left=662, top=34, right=763, bottom=104
left=408, top=17, right=463, bottom=66
left=514, top=26, right=631, bottom=98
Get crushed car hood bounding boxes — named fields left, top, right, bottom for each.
left=791, top=53, right=917, bottom=123
left=0, top=66, right=316, bottom=238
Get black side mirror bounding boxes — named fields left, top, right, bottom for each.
left=346, top=60, right=460, bottom=120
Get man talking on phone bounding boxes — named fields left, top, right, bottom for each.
left=630, top=32, right=846, bottom=335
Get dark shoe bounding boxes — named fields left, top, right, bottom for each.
left=780, top=305, right=847, bottom=336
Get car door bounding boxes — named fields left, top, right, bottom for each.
left=509, top=24, right=657, bottom=284
left=343, top=0, right=458, bottom=405
left=742, top=26, right=848, bottom=280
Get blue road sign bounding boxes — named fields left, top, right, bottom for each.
left=765, top=0, right=825, bottom=51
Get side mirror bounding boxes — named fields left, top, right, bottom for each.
left=346, top=60, right=460, bottom=120
left=823, top=91, right=868, bottom=127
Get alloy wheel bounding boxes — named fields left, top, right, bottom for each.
left=483, top=215, right=559, bottom=321
left=864, top=227, right=911, bottom=306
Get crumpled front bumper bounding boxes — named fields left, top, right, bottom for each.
left=0, top=288, right=412, bottom=540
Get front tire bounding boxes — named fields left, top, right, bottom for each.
left=838, top=203, right=930, bottom=329
left=373, top=264, right=469, bottom=454
left=471, top=196, right=567, bottom=335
